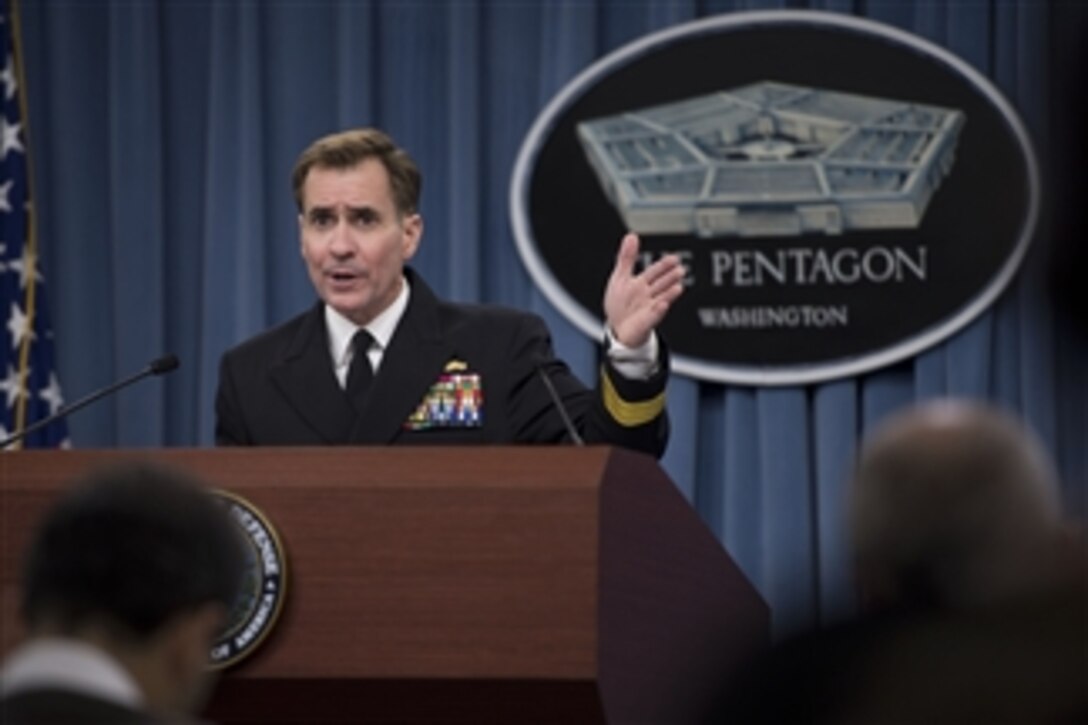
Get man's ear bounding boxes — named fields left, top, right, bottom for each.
left=160, top=603, right=227, bottom=713
left=401, top=213, right=423, bottom=261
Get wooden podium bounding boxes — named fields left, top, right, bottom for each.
left=0, top=447, right=768, bottom=723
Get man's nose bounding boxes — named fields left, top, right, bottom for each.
left=328, top=220, right=355, bottom=256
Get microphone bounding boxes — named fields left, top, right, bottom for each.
left=536, top=364, right=585, bottom=446
left=0, top=354, right=180, bottom=449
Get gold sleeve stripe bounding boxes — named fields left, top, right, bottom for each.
left=601, top=366, right=666, bottom=427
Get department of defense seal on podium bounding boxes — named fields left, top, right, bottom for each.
left=208, top=490, right=288, bottom=668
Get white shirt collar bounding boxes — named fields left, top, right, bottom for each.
left=0, top=638, right=143, bottom=706
left=325, top=275, right=412, bottom=371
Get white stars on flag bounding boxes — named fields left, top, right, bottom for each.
left=0, top=115, right=20, bottom=159
left=38, top=370, right=63, bottom=415
left=6, top=300, right=32, bottom=349
left=0, top=0, right=68, bottom=448
left=0, top=54, right=14, bottom=101
left=0, top=362, right=25, bottom=408
left=8, top=249, right=39, bottom=288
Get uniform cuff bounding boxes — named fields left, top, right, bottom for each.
left=604, top=327, right=659, bottom=380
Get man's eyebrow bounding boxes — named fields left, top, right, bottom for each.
left=305, top=204, right=381, bottom=218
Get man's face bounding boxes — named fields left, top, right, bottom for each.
left=299, top=159, right=422, bottom=326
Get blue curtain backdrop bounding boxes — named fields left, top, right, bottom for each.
left=18, top=0, right=1087, bottom=635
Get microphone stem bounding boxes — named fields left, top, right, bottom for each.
left=0, top=366, right=154, bottom=449
left=537, top=365, right=585, bottom=446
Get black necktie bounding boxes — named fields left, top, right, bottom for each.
left=345, top=329, right=375, bottom=409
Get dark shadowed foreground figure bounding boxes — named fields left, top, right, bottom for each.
left=712, top=401, right=1086, bottom=724
left=0, top=463, right=245, bottom=724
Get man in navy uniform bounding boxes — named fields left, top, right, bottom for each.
left=216, top=128, right=685, bottom=453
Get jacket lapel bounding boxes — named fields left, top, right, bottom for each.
left=349, top=271, right=453, bottom=444
left=269, top=303, right=357, bottom=443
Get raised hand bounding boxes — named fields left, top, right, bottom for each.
left=603, top=233, right=685, bottom=348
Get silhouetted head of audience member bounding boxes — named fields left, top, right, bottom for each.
left=711, top=401, right=1085, bottom=724
left=848, top=400, right=1071, bottom=612
left=13, top=462, right=245, bottom=716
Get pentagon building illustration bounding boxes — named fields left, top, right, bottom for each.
left=576, top=81, right=965, bottom=237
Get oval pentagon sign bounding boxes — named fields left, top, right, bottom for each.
left=510, top=11, right=1038, bottom=386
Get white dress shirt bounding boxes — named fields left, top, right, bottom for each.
left=325, top=276, right=411, bottom=388
left=323, top=274, right=659, bottom=386
left=0, top=637, right=143, bottom=706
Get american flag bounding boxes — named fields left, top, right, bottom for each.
left=0, top=0, right=68, bottom=449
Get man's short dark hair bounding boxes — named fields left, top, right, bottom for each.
left=20, top=462, right=245, bottom=641
left=291, top=127, right=422, bottom=216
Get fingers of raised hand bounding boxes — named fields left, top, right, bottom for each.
left=641, top=254, right=686, bottom=295
left=612, top=233, right=641, bottom=277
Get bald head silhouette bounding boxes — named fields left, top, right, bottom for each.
left=848, top=401, right=1066, bottom=611
left=707, top=401, right=1085, bottom=725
